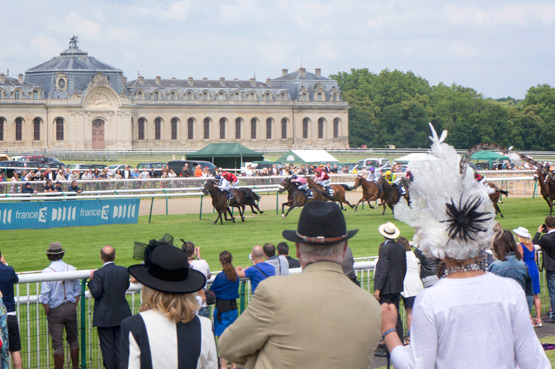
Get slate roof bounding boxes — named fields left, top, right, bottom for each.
left=126, top=78, right=271, bottom=90
left=26, top=47, right=122, bottom=73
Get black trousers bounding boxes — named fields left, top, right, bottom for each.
left=98, top=326, right=122, bottom=369
left=380, top=293, right=404, bottom=340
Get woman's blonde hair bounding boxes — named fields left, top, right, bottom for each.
left=140, top=286, right=199, bottom=323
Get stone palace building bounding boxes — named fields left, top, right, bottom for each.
left=0, top=37, right=349, bottom=150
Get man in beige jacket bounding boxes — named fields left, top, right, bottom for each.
left=219, top=202, right=381, bottom=369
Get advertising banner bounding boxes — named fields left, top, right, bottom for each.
left=0, top=198, right=140, bottom=230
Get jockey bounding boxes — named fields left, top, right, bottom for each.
left=384, top=170, right=396, bottom=185
left=314, top=167, right=333, bottom=197
left=474, top=172, right=487, bottom=184
left=366, top=166, right=380, bottom=182
left=291, top=175, right=310, bottom=196
left=405, top=170, right=414, bottom=182
left=385, top=170, right=406, bottom=196
left=218, top=172, right=238, bottom=200
left=221, top=171, right=239, bottom=188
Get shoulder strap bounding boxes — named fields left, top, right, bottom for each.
left=252, top=265, right=269, bottom=278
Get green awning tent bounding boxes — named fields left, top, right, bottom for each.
left=186, top=143, right=264, bottom=169
left=275, top=150, right=339, bottom=165
left=469, top=150, right=509, bottom=170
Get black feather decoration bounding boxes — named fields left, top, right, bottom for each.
left=442, top=194, right=492, bottom=242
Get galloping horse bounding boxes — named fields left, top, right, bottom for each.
left=486, top=182, right=509, bottom=217
left=352, top=176, right=381, bottom=212
left=239, top=187, right=264, bottom=215
left=306, top=177, right=354, bottom=210
left=202, top=180, right=245, bottom=224
left=535, top=166, right=555, bottom=215
left=279, top=177, right=325, bottom=218
left=377, top=176, right=410, bottom=215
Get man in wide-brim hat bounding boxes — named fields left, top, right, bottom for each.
left=219, top=202, right=382, bottom=369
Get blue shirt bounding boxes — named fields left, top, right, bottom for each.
left=210, top=272, right=239, bottom=300
left=39, top=260, right=81, bottom=309
left=244, top=262, right=275, bottom=293
left=488, top=253, right=533, bottom=297
left=0, top=264, right=18, bottom=313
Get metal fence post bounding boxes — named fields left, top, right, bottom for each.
left=239, top=281, right=246, bottom=313
left=275, top=190, right=279, bottom=215
left=80, top=279, right=87, bottom=369
left=148, top=197, right=155, bottom=224
left=199, top=194, right=203, bottom=220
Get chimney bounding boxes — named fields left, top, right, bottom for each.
left=121, top=76, right=127, bottom=85
left=155, top=76, right=161, bottom=85
left=18, top=73, right=24, bottom=84
left=250, top=77, right=256, bottom=87
left=315, top=68, right=321, bottom=78
left=266, top=78, right=272, bottom=87
left=0, top=74, right=4, bottom=84
left=203, top=77, right=208, bottom=80
left=282, top=68, right=288, bottom=76
left=188, top=77, right=193, bottom=86
left=138, top=75, right=144, bottom=84
left=219, top=77, right=225, bottom=86
left=299, top=67, right=306, bottom=77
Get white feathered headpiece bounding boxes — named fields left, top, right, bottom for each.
left=394, top=124, right=496, bottom=260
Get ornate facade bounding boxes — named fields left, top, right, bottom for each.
left=0, top=37, right=349, bottom=150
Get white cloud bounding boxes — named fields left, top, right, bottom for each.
left=31, top=35, right=60, bottom=58
left=65, top=13, right=102, bottom=39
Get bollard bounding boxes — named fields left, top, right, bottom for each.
left=80, top=279, right=87, bottom=369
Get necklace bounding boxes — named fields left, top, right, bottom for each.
left=443, top=263, right=482, bottom=277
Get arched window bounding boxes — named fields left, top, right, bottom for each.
left=15, top=118, right=23, bottom=141
left=33, top=118, right=41, bottom=141
left=0, top=89, right=3, bottom=99
left=138, top=118, right=146, bottom=140
left=0, top=117, right=4, bottom=141
left=218, top=91, right=225, bottom=101
left=250, top=118, right=257, bottom=139
left=14, top=90, right=20, bottom=100
left=56, top=118, right=64, bottom=141
left=33, top=90, right=39, bottom=100
left=280, top=92, right=288, bottom=101
left=302, top=118, right=309, bottom=139
left=264, top=92, right=272, bottom=101
left=170, top=91, right=176, bottom=101
left=153, top=91, right=159, bottom=101
left=235, top=118, right=242, bottom=139
left=186, top=91, right=193, bottom=101
left=234, top=92, right=242, bottom=101
left=318, top=118, right=325, bottom=139
left=137, top=91, right=143, bottom=100
left=220, top=118, right=226, bottom=139
left=204, top=118, right=211, bottom=139
left=171, top=118, right=179, bottom=140
left=248, top=92, right=256, bottom=101
left=281, top=118, right=288, bottom=139
left=154, top=118, right=162, bottom=140
left=333, top=118, right=340, bottom=139
left=266, top=118, right=273, bottom=139
left=202, top=92, right=210, bottom=101
left=187, top=118, right=194, bottom=140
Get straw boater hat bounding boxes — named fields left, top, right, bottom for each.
left=282, top=202, right=358, bottom=245
left=379, top=222, right=401, bottom=240
left=513, top=227, right=531, bottom=239
left=394, top=124, right=496, bottom=260
left=46, top=242, right=65, bottom=254
left=128, top=245, right=206, bottom=294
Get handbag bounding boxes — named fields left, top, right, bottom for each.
left=205, top=290, right=216, bottom=305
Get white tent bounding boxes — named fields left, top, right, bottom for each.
left=277, top=150, right=338, bottom=164
left=395, top=153, right=438, bottom=163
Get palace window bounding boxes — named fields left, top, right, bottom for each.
left=333, top=118, right=340, bottom=138
left=302, top=118, right=309, bottom=139
left=251, top=118, right=257, bottom=139
left=155, top=118, right=162, bottom=140
left=220, top=118, right=226, bottom=139
left=15, top=118, right=23, bottom=141
left=188, top=118, right=194, bottom=140
left=235, top=118, right=242, bottom=139
left=266, top=118, right=273, bottom=139
left=170, top=91, right=176, bottom=100
left=0, top=118, right=4, bottom=141
left=56, top=118, right=64, bottom=141
left=204, top=118, right=210, bottom=139
left=171, top=118, right=178, bottom=140
left=281, top=118, right=288, bottom=139
left=318, top=118, right=325, bottom=139
left=153, top=92, right=159, bottom=101
left=33, top=118, right=41, bottom=141
left=33, top=90, right=39, bottom=100
left=14, top=90, right=20, bottom=100
left=138, top=118, right=146, bottom=140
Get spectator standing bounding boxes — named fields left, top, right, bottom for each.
left=122, top=166, right=132, bottom=180
left=209, top=251, right=239, bottom=369
left=182, top=241, right=212, bottom=318
left=88, top=246, right=131, bottom=369
left=139, top=169, right=150, bottom=179
left=120, top=245, right=217, bottom=368
left=55, top=170, right=65, bottom=181
left=532, top=216, right=555, bottom=323
left=374, top=222, right=407, bottom=343
left=0, top=251, right=22, bottom=369
left=168, top=169, right=177, bottom=178
left=398, top=237, right=423, bottom=341
left=414, top=246, right=440, bottom=288
left=262, top=243, right=289, bottom=276
left=514, top=226, right=542, bottom=327
left=39, top=242, right=80, bottom=369
left=131, top=169, right=139, bottom=179
left=276, top=242, right=300, bottom=268
left=194, top=165, right=203, bottom=177
left=219, top=202, right=382, bottom=368
left=235, top=246, right=275, bottom=294
left=182, top=163, right=192, bottom=177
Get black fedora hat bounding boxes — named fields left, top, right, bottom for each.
left=128, top=245, right=206, bottom=294
left=283, top=202, right=358, bottom=245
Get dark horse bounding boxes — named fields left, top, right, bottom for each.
left=535, top=166, right=555, bottom=215
left=377, top=176, right=410, bottom=215
left=279, top=177, right=325, bottom=218
left=486, top=182, right=509, bottom=218
left=239, top=187, right=264, bottom=215
left=352, top=176, right=381, bottom=212
left=202, top=180, right=245, bottom=224
left=306, top=177, right=354, bottom=210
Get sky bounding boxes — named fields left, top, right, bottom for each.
left=1, top=0, right=555, bottom=99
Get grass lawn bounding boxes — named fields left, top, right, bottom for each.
left=541, top=336, right=555, bottom=366
left=0, top=196, right=551, bottom=273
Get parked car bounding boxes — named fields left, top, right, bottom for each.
left=0, top=161, right=28, bottom=178
left=67, top=164, right=92, bottom=172
left=350, top=158, right=390, bottom=173
left=106, top=164, right=134, bottom=175
left=20, top=156, right=61, bottom=164
left=136, top=162, right=166, bottom=178
left=167, top=160, right=217, bottom=177
left=88, top=164, right=109, bottom=171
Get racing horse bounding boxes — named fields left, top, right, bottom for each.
left=239, top=187, right=264, bottom=215
left=535, top=166, right=555, bottom=216
left=377, top=176, right=410, bottom=215
left=279, top=177, right=325, bottom=218
left=486, top=182, right=509, bottom=217
left=202, top=180, right=245, bottom=224
left=306, top=177, right=354, bottom=210
left=352, top=175, right=381, bottom=212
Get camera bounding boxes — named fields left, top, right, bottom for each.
left=542, top=224, right=548, bottom=233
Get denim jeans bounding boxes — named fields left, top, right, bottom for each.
left=546, top=271, right=555, bottom=313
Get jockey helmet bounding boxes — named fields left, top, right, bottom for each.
left=385, top=170, right=392, bottom=176
left=369, top=166, right=375, bottom=172
left=291, top=174, right=298, bottom=179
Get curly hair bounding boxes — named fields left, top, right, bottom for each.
left=140, top=286, right=199, bottom=323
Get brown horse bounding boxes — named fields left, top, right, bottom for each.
left=306, top=177, right=354, bottom=210
left=377, top=176, right=410, bottom=215
left=202, top=180, right=245, bottom=224
left=486, top=182, right=509, bottom=217
left=535, top=167, right=555, bottom=215
left=279, top=177, right=324, bottom=218
left=352, top=176, right=381, bottom=212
